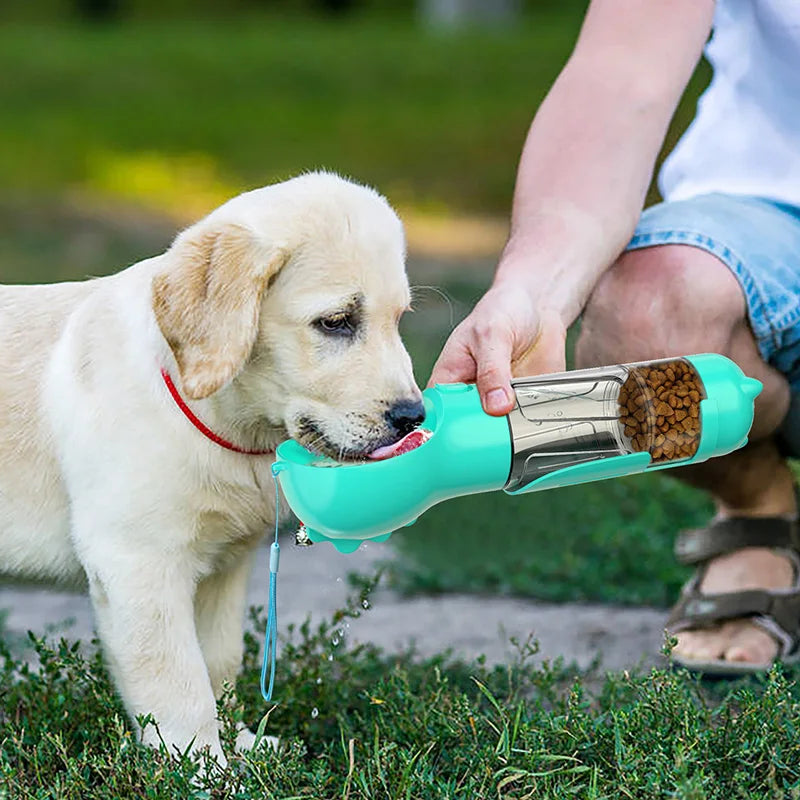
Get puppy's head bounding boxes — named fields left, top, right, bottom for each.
left=152, top=172, right=423, bottom=460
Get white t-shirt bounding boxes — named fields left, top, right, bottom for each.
left=659, top=0, right=800, bottom=207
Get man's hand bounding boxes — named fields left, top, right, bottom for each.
left=428, top=282, right=567, bottom=416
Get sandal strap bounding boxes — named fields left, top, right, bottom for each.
left=674, top=517, right=800, bottom=565
left=667, top=585, right=800, bottom=641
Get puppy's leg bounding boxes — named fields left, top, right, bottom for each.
left=194, top=547, right=277, bottom=752
left=78, top=535, right=225, bottom=764
left=194, top=549, right=256, bottom=700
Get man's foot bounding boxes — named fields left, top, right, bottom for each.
left=672, top=546, right=795, bottom=666
left=667, top=444, right=799, bottom=673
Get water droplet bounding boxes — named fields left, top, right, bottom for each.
left=362, top=599, right=370, bottom=609
left=311, top=707, right=319, bottom=719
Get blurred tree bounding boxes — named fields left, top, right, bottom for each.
left=317, top=0, right=356, bottom=13
left=73, top=0, right=121, bottom=21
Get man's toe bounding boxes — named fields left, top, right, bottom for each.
left=673, top=627, right=725, bottom=661
left=722, top=623, right=778, bottom=664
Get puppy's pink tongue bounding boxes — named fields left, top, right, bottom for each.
left=368, top=429, right=431, bottom=460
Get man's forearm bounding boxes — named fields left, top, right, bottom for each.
left=496, top=0, right=715, bottom=325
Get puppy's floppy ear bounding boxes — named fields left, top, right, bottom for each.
left=152, top=223, right=288, bottom=400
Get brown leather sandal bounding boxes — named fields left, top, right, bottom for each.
left=667, top=515, right=800, bottom=675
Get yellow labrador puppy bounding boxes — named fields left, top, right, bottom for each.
left=0, top=172, right=423, bottom=764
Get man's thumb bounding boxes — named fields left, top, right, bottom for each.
left=474, top=330, right=515, bottom=416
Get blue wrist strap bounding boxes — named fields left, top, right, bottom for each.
left=261, top=467, right=282, bottom=703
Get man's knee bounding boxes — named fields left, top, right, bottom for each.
left=576, top=245, right=747, bottom=367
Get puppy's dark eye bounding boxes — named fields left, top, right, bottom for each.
left=314, top=313, right=356, bottom=336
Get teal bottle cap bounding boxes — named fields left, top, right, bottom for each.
left=684, top=353, right=762, bottom=464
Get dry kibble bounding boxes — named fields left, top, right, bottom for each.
left=617, top=358, right=705, bottom=464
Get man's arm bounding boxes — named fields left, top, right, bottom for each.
left=430, top=0, right=715, bottom=413
left=500, top=0, right=715, bottom=322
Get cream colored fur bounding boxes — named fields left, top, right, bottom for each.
left=0, top=172, right=420, bottom=764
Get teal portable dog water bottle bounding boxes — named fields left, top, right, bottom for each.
left=273, top=354, right=762, bottom=552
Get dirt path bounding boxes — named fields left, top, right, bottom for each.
left=1, top=539, right=667, bottom=673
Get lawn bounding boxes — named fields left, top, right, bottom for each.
left=0, top=12, right=709, bottom=219
left=3, top=583, right=800, bottom=798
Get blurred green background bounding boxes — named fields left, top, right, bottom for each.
left=1, top=0, right=718, bottom=606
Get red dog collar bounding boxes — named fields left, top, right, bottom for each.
left=161, top=369, right=273, bottom=456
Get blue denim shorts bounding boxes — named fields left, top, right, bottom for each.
left=625, top=192, right=800, bottom=455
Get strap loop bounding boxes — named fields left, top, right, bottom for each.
left=675, top=517, right=800, bottom=565
left=260, top=470, right=282, bottom=703
left=667, top=568, right=800, bottom=649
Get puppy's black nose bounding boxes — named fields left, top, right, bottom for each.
left=385, top=399, right=426, bottom=437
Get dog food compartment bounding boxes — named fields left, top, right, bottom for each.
left=618, top=357, right=706, bottom=465
left=504, top=358, right=706, bottom=493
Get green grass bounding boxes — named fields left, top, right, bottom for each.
left=387, top=472, right=711, bottom=607
left=0, top=198, right=175, bottom=285
left=0, top=13, right=709, bottom=216
left=3, top=582, right=800, bottom=798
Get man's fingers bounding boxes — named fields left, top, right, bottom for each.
left=427, top=360, right=470, bottom=388
left=427, top=338, right=477, bottom=388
